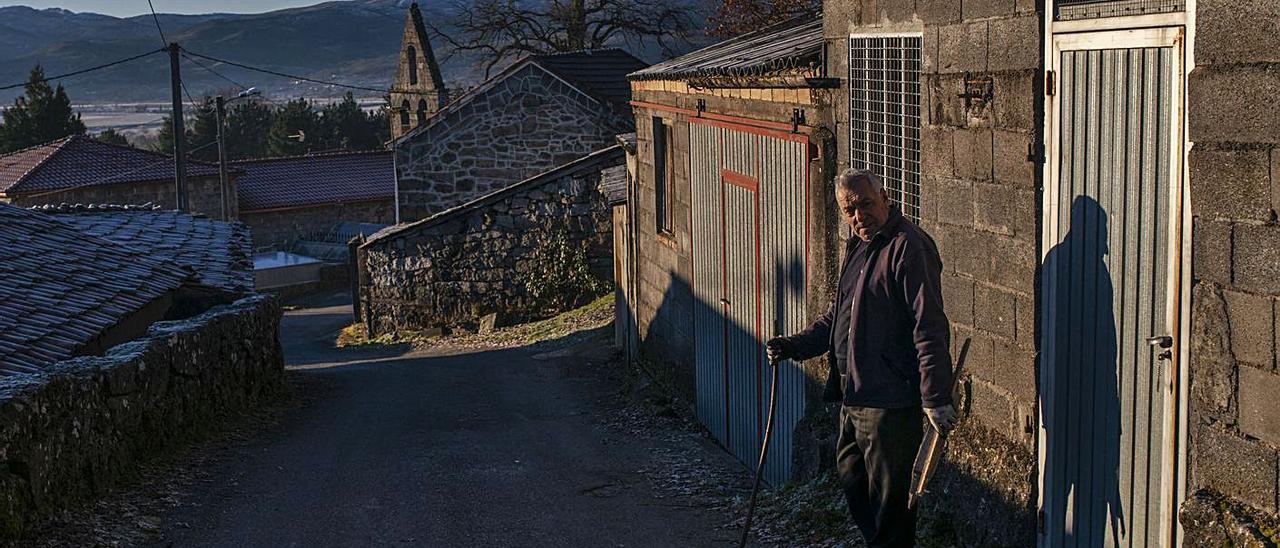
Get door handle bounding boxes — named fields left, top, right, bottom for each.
left=1146, top=335, right=1172, bottom=349
left=719, top=298, right=730, bottom=306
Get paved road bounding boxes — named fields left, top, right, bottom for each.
left=151, top=295, right=737, bottom=547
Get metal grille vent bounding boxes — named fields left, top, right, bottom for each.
left=849, top=35, right=922, bottom=222
left=1056, top=0, right=1184, bottom=20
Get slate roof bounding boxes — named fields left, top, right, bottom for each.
left=628, top=17, right=822, bottom=81
left=231, top=150, right=395, bottom=212
left=532, top=49, right=649, bottom=108
left=0, top=203, right=195, bottom=377
left=0, top=135, right=225, bottom=196
left=33, top=203, right=255, bottom=294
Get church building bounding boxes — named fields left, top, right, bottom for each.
left=389, top=3, right=448, bottom=141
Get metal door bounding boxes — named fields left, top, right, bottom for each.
left=690, top=119, right=809, bottom=485
left=1040, top=28, right=1185, bottom=547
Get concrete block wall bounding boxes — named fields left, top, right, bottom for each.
left=395, top=64, right=632, bottom=222
left=826, top=1, right=1040, bottom=543
left=0, top=295, right=283, bottom=539
left=1180, top=0, right=1280, bottom=541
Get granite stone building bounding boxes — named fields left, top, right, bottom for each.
left=620, top=2, right=1280, bottom=544
left=0, top=135, right=236, bottom=220
left=388, top=2, right=448, bottom=141
left=231, top=150, right=395, bottom=251
left=392, top=48, right=646, bottom=222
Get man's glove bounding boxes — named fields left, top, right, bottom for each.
left=765, top=336, right=795, bottom=366
left=924, top=404, right=957, bottom=434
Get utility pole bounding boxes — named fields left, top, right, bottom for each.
left=168, top=43, right=188, bottom=212
left=215, top=95, right=229, bottom=220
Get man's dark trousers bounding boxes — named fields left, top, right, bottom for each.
left=836, top=405, right=923, bottom=548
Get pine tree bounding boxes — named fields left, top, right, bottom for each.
left=95, top=128, right=131, bottom=147
left=0, top=66, right=87, bottom=153
left=186, top=97, right=221, bottom=162
left=266, top=98, right=318, bottom=157
left=224, top=99, right=274, bottom=160
left=317, top=93, right=380, bottom=151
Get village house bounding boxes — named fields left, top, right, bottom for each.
left=620, top=1, right=1280, bottom=544
left=390, top=41, right=646, bottom=221
left=0, top=201, right=282, bottom=535
left=0, top=134, right=237, bottom=220
left=231, top=150, right=395, bottom=252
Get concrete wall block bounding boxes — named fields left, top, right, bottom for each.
left=1273, top=149, right=1280, bottom=216
left=992, top=338, right=1037, bottom=405
left=938, top=22, right=988, bottom=74
left=993, top=71, right=1037, bottom=132
left=1015, top=0, right=1037, bottom=13
left=918, top=0, right=962, bottom=23
left=993, top=129, right=1035, bottom=189
left=1233, top=223, right=1280, bottom=294
left=934, top=177, right=974, bottom=228
left=1192, top=219, right=1232, bottom=285
left=933, top=73, right=969, bottom=127
left=1223, top=289, right=1276, bottom=369
left=1015, top=293, right=1035, bottom=346
left=987, top=16, right=1040, bottom=72
left=1189, top=145, right=1273, bottom=222
left=869, top=0, right=916, bottom=24
left=1194, top=422, right=1279, bottom=513
left=1240, top=366, right=1280, bottom=446
left=964, top=0, right=1016, bottom=19
left=936, top=226, right=993, bottom=281
left=1193, top=283, right=1235, bottom=365
left=1195, top=0, right=1280, bottom=65
left=991, top=235, right=1037, bottom=295
left=943, top=273, right=976, bottom=328
left=966, top=378, right=1018, bottom=438
left=922, top=124, right=955, bottom=178
left=974, top=182, right=1035, bottom=240
left=975, top=283, right=1016, bottom=339
left=1189, top=66, right=1280, bottom=145
left=922, top=27, right=940, bottom=74
left=954, top=128, right=994, bottom=182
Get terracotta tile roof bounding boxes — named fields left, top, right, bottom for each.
left=231, top=150, right=395, bottom=212
left=0, top=135, right=224, bottom=196
left=0, top=203, right=195, bottom=377
left=33, top=203, right=254, bottom=294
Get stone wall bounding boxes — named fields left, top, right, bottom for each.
left=359, top=147, right=621, bottom=335
left=0, top=294, right=284, bottom=538
left=1180, top=0, right=1280, bottom=543
left=240, top=199, right=395, bottom=251
left=825, top=0, right=1040, bottom=542
left=8, top=175, right=237, bottom=221
left=395, top=63, right=632, bottom=221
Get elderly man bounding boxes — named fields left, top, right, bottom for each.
left=767, top=168, right=955, bottom=547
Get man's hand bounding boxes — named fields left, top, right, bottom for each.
left=924, top=404, right=957, bottom=434
left=765, top=336, right=794, bottom=366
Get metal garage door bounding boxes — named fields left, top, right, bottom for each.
left=690, top=119, right=809, bottom=485
left=1040, top=27, right=1185, bottom=547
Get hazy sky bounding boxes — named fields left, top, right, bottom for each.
left=0, top=1, right=324, bottom=17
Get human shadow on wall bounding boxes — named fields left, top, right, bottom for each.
left=1042, top=196, right=1124, bottom=545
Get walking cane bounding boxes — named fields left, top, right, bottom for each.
left=738, top=348, right=782, bottom=548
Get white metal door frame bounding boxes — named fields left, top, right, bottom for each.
left=1038, top=25, right=1189, bottom=547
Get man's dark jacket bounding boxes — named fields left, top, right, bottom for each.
left=788, top=208, right=954, bottom=408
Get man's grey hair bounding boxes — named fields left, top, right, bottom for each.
left=834, top=168, right=883, bottom=193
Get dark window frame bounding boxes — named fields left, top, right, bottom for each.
left=653, top=117, right=676, bottom=236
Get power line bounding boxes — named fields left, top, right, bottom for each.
left=181, top=48, right=394, bottom=94
left=180, top=52, right=250, bottom=92
left=21, top=139, right=222, bottom=201
left=146, top=0, right=169, bottom=45
left=0, top=48, right=167, bottom=91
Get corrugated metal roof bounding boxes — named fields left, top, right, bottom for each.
left=0, top=135, right=224, bottom=196
left=629, top=17, right=822, bottom=81
left=231, top=150, right=394, bottom=211
left=0, top=203, right=194, bottom=377
left=34, top=204, right=254, bottom=293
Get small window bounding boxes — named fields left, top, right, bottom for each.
left=407, top=45, right=419, bottom=85
left=1055, top=0, right=1184, bottom=20
left=849, top=34, right=922, bottom=222
left=417, top=98, right=429, bottom=126
left=653, top=117, right=676, bottom=235
left=400, top=99, right=411, bottom=128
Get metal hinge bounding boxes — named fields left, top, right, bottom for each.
left=1045, top=70, right=1056, bottom=97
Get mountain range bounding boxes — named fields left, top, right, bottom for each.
left=0, top=1, right=708, bottom=104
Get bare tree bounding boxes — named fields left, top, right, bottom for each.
left=428, top=0, right=699, bottom=76
left=706, top=0, right=819, bottom=37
